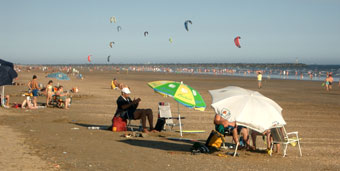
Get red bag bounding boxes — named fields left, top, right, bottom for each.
left=112, top=116, right=127, bottom=132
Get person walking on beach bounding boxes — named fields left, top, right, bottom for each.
left=328, top=74, right=334, bottom=90
left=114, top=87, right=156, bottom=133
left=325, top=74, right=334, bottom=91
left=28, top=75, right=40, bottom=107
left=257, top=72, right=262, bottom=89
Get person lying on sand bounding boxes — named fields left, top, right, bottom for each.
left=21, top=94, right=37, bottom=109
left=114, top=87, right=156, bottom=133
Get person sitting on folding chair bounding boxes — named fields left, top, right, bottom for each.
left=114, top=87, right=156, bottom=133
left=250, top=129, right=272, bottom=151
left=214, top=113, right=254, bottom=150
left=55, top=86, right=71, bottom=109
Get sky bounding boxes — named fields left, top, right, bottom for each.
left=0, top=0, right=340, bottom=65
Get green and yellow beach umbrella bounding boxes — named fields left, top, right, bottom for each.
left=148, top=80, right=206, bottom=111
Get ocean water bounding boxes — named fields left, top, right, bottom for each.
left=125, top=64, right=340, bottom=82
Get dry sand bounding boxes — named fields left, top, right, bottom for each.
left=1, top=69, right=340, bottom=170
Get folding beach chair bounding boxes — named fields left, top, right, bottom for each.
left=270, top=127, right=302, bottom=157
left=217, top=125, right=241, bottom=157
left=158, top=102, right=184, bottom=134
left=111, top=80, right=118, bottom=90
left=125, top=111, right=142, bottom=132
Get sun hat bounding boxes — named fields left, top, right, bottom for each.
left=121, top=87, right=131, bottom=94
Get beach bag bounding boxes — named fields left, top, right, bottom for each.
left=205, top=130, right=225, bottom=150
left=112, top=116, right=127, bottom=132
left=154, top=118, right=166, bottom=132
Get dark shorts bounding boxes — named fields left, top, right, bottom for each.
left=215, top=124, right=245, bottom=135
left=127, top=111, right=135, bottom=120
left=32, top=89, right=39, bottom=97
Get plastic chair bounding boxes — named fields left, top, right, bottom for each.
left=270, top=127, right=302, bottom=157
left=158, top=102, right=185, bottom=135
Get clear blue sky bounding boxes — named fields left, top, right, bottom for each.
left=1, top=0, right=339, bottom=64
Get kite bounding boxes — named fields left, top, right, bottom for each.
left=110, top=16, right=116, bottom=23
left=184, top=20, right=192, bottom=31
left=234, top=36, right=241, bottom=48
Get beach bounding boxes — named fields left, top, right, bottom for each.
left=1, top=69, right=340, bottom=170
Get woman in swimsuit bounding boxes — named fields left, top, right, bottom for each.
left=46, top=80, right=54, bottom=107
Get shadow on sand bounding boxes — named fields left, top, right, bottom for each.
left=119, top=139, right=192, bottom=152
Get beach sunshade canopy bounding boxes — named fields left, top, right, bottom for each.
left=47, top=72, right=70, bottom=80
left=148, top=80, right=206, bottom=111
left=0, top=59, right=18, bottom=86
left=209, top=86, right=286, bottom=133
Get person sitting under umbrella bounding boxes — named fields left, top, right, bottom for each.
left=251, top=129, right=281, bottom=154
left=114, top=87, right=156, bottom=133
left=214, top=112, right=254, bottom=150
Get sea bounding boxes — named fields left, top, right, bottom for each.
left=123, top=64, right=340, bottom=82
left=23, top=63, right=340, bottom=82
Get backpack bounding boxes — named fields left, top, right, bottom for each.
left=112, top=116, right=127, bottom=132
left=154, top=118, right=166, bottom=132
left=205, top=130, right=225, bottom=150
left=191, top=142, right=210, bottom=154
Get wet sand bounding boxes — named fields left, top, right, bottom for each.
left=1, top=69, right=340, bottom=170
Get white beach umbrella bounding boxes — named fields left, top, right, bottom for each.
left=209, top=86, right=286, bottom=133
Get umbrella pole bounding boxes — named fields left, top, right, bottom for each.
left=178, top=102, right=183, bottom=137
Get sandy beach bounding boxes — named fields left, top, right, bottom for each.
left=1, top=69, right=340, bottom=170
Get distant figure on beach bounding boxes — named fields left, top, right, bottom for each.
left=329, top=74, right=333, bottom=88
left=46, top=80, right=54, bottom=107
left=28, top=75, right=40, bottom=107
left=114, top=87, right=155, bottom=133
left=21, top=94, right=37, bottom=109
left=257, top=72, right=262, bottom=88
left=309, top=73, right=313, bottom=80
left=55, top=86, right=71, bottom=109
left=111, top=78, right=119, bottom=90
left=327, top=74, right=334, bottom=91
left=111, top=77, right=125, bottom=90
left=0, top=95, right=10, bottom=107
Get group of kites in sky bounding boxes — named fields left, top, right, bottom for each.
left=87, top=16, right=241, bottom=63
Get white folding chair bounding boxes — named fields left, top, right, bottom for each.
left=270, top=127, right=302, bottom=157
left=158, top=102, right=184, bottom=135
